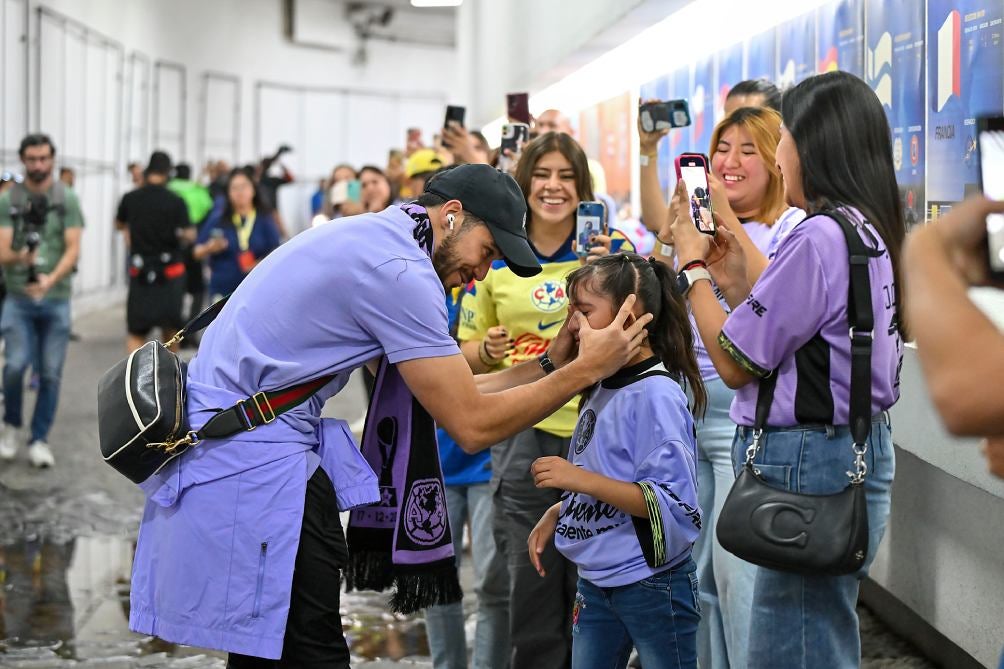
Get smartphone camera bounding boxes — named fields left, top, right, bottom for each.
left=977, top=115, right=1004, bottom=279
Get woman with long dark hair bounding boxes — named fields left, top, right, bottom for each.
left=668, top=71, right=904, bottom=668
left=194, top=167, right=281, bottom=300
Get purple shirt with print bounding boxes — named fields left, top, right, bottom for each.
left=720, top=208, right=903, bottom=427
left=692, top=207, right=803, bottom=380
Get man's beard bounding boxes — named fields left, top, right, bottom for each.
left=432, top=230, right=463, bottom=288
left=27, top=170, right=49, bottom=184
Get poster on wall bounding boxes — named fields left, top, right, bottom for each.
left=692, top=56, right=715, bottom=156
left=746, top=29, right=776, bottom=82
left=579, top=93, right=632, bottom=207
left=669, top=66, right=693, bottom=158
left=867, top=0, right=926, bottom=227
left=777, top=12, right=817, bottom=87
left=640, top=75, right=672, bottom=195
left=818, top=0, right=864, bottom=76
left=926, top=0, right=1004, bottom=219
left=715, top=42, right=744, bottom=123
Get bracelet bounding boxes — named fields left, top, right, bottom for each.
left=478, top=340, right=501, bottom=367
left=659, top=243, right=674, bottom=257
left=538, top=351, right=557, bottom=375
left=639, top=153, right=657, bottom=167
left=680, top=259, right=707, bottom=272
left=656, top=236, right=674, bottom=245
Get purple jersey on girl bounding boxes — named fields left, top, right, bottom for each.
left=692, top=207, right=804, bottom=380
left=554, top=358, right=701, bottom=588
left=720, top=208, right=903, bottom=427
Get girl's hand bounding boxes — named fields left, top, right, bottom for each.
left=532, top=456, right=585, bottom=491
left=583, top=234, right=613, bottom=264
left=707, top=224, right=751, bottom=300
left=669, top=181, right=712, bottom=265
left=527, top=504, right=561, bottom=577
left=482, top=326, right=513, bottom=362
left=638, top=98, right=670, bottom=155
left=707, top=171, right=740, bottom=226
left=546, top=312, right=578, bottom=369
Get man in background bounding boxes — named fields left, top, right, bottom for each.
left=169, top=163, right=214, bottom=326
left=0, top=134, right=84, bottom=468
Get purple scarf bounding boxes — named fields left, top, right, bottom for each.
left=344, top=204, right=462, bottom=613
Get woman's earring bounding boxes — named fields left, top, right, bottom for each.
left=447, top=214, right=455, bottom=231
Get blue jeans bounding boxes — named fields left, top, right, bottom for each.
left=425, top=483, right=510, bottom=669
left=571, top=558, right=700, bottom=669
left=692, top=376, right=755, bottom=669
left=731, top=415, right=896, bottom=669
left=1, top=296, right=71, bottom=443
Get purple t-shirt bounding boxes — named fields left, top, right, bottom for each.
left=692, top=207, right=804, bottom=380
left=720, top=208, right=903, bottom=427
left=188, top=205, right=459, bottom=437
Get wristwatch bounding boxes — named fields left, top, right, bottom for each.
left=675, top=267, right=712, bottom=297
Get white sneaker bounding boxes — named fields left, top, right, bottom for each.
left=27, top=440, right=55, bottom=468
left=0, top=426, right=19, bottom=461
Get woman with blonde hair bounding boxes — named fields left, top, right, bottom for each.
left=641, top=104, right=802, bottom=669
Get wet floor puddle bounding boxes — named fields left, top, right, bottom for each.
left=0, top=534, right=429, bottom=667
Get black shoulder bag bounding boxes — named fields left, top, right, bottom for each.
left=715, top=211, right=883, bottom=576
left=97, top=297, right=335, bottom=484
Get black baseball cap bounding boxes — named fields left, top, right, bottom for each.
left=424, top=163, right=541, bottom=277
left=145, top=150, right=172, bottom=176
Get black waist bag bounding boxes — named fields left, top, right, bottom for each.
left=97, top=339, right=190, bottom=483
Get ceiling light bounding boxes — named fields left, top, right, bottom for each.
left=410, top=0, right=463, bottom=7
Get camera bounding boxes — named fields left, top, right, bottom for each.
left=17, top=194, right=50, bottom=284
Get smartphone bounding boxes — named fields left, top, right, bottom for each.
left=576, top=201, right=606, bottom=257
left=346, top=179, right=362, bottom=203
left=500, top=123, right=530, bottom=154
left=977, top=115, right=1004, bottom=279
left=675, top=153, right=716, bottom=235
left=507, top=93, right=531, bottom=125
left=443, top=105, right=466, bottom=149
left=640, top=99, right=692, bottom=133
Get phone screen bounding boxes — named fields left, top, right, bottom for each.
left=978, top=127, right=1004, bottom=273
left=679, top=164, right=715, bottom=233
left=507, top=93, right=531, bottom=125
left=576, top=202, right=605, bottom=257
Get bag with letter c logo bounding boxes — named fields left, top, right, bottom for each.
left=716, top=210, right=882, bottom=576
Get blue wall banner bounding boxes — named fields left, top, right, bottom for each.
left=692, top=56, right=715, bottom=156
left=715, top=42, right=744, bottom=123
left=746, top=28, right=776, bottom=81
left=867, top=0, right=926, bottom=226
left=818, top=0, right=865, bottom=76
left=926, top=0, right=1004, bottom=218
left=777, top=12, right=817, bottom=86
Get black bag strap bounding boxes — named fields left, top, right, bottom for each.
left=750, top=210, right=881, bottom=479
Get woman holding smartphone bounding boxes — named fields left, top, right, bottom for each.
left=669, top=71, right=904, bottom=669
left=458, top=132, right=633, bottom=669
left=194, top=167, right=281, bottom=301
left=641, top=105, right=800, bottom=668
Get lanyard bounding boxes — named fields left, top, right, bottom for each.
left=231, top=210, right=257, bottom=252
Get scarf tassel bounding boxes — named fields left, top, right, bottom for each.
left=345, top=550, right=461, bottom=615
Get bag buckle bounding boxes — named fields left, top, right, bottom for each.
left=847, top=441, right=869, bottom=484
left=745, top=428, right=763, bottom=465
left=237, top=392, right=277, bottom=431
left=146, top=430, right=200, bottom=455
left=849, top=327, right=873, bottom=340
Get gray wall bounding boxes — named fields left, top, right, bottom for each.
left=871, top=349, right=1004, bottom=668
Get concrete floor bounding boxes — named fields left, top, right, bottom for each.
left=0, top=306, right=937, bottom=668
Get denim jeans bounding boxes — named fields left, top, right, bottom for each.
left=571, top=557, right=700, bottom=669
left=730, top=415, right=896, bottom=669
left=692, top=376, right=755, bottom=669
left=1, top=296, right=71, bottom=443
left=425, top=483, right=510, bottom=669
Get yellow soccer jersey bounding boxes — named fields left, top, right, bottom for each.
left=458, top=230, right=635, bottom=438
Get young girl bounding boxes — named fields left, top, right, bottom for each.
left=528, top=253, right=706, bottom=669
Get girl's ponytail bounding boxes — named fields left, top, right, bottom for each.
left=647, top=259, right=707, bottom=417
